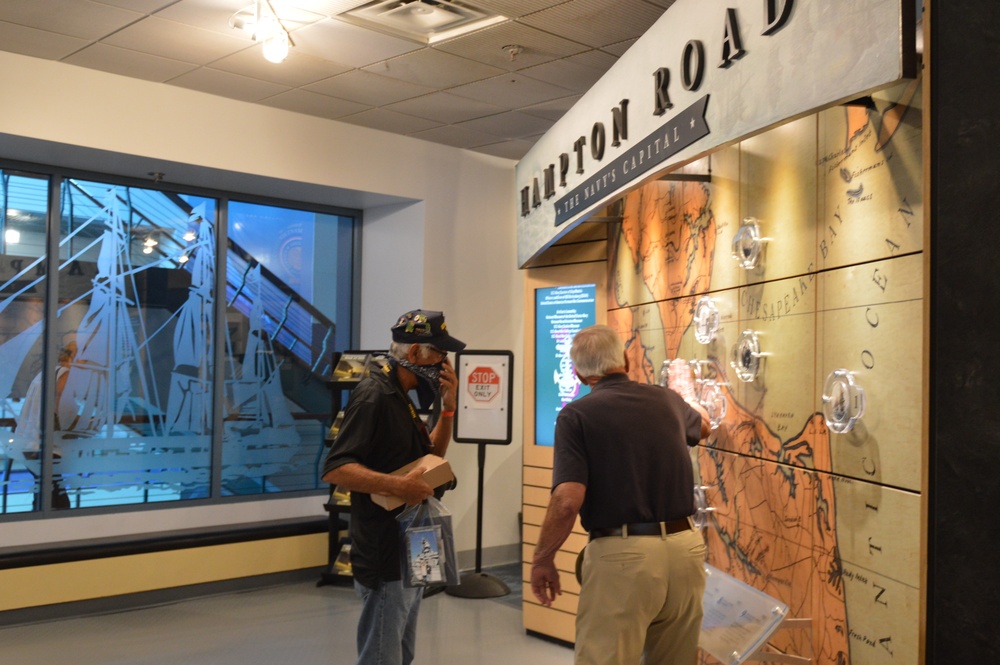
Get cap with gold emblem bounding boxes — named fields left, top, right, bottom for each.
left=390, top=309, right=466, bottom=352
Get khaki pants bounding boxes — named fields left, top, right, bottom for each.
left=575, top=525, right=707, bottom=665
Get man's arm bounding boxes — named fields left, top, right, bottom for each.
left=323, top=462, right=434, bottom=507
left=688, top=399, right=712, bottom=439
left=530, top=481, right=586, bottom=607
left=428, top=358, right=458, bottom=456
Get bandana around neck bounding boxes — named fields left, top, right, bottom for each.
left=394, top=357, right=443, bottom=399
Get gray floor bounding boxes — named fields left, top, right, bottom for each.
left=0, top=566, right=573, bottom=665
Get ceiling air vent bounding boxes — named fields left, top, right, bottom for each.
left=340, top=0, right=507, bottom=44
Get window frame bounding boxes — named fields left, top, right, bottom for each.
left=0, top=157, right=361, bottom=520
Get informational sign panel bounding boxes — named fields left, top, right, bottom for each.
left=454, top=351, right=513, bottom=444
left=534, top=284, right=596, bottom=447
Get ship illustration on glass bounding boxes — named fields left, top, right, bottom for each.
left=0, top=189, right=303, bottom=495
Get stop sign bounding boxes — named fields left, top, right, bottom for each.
left=467, top=366, right=501, bottom=403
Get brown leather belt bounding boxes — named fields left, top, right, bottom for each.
left=589, top=518, right=692, bottom=541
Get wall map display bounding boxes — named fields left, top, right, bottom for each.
left=607, top=75, right=923, bottom=665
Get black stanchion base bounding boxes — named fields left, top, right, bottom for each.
left=445, top=571, right=511, bottom=599
left=422, top=585, right=446, bottom=598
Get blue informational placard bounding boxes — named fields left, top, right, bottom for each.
left=533, top=284, right=596, bottom=446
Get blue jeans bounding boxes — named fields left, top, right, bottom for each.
left=354, top=578, right=423, bottom=665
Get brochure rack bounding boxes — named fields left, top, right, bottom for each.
left=317, top=351, right=375, bottom=586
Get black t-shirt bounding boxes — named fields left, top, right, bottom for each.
left=552, top=373, right=702, bottom=532
left=322, top=360, right=432, bottom=588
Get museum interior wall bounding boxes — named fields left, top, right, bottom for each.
left=0, top=49, right=525, bottom=610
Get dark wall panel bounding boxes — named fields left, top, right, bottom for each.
left=928, top=0, right=1000, bottom=662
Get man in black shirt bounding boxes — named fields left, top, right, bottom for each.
left=530, top=324, right=711, bottom=665
left=322, top=309, right=464, bottom=665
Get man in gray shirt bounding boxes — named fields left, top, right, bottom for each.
left=530, top=324, right=710, bottom=665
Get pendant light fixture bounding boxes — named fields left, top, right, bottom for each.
left=229, top=0, right=293, bottom=63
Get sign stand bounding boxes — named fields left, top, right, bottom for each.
left=445, top=351, right=514, bottom=600
left=699, top=563, right=812, bottom=664
left=745, top=618, right=812, bottom=664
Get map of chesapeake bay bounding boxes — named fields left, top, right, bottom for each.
left=606, top=76, right=923, bottom=664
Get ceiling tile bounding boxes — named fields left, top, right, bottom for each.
left=364, top=48, right=506, bottom=89
left=95, top=0, right=176, bottom=12
left=292, top=17, right=422, bottom=68
left=338, top=108, right=443, bottom=135
left=456, top=110, right=552, bottom=140
left=601, top=38, right=637, bottom=57
left=433, top=21, right=589, bottom=72
left=0, top=21, right=89, bottom=60
left=447, top=72, right=575, bottom=108
left=154, top=0, right=326, bottom=37
left=0, top=0, right=141, bottom=40
left=168, top=66, right=291, bottom=101
left=64, top=44, right=198, bottom=82
left=519, top=48, right=617, bottom=90
left=285, top=0, right=372, bottom=17
left=151, top=0, right=265, bottom=34
left=384, top=91, right=505, bottom=124
left=519, top=0, right=664, bottom=48
left=102, top=16, right=251, bottom=64
left=304, top=69, right=433, bottom=106
left=209, top=45, right=351, bottom=86
left=474, top=0, right=569, bottom=19
left=257, top=88, right=370, bottom=119
left=520, top=94, right=582, bottom=122
left=410, top=124, right=503, bottom=150
left=471, top=137, right=535, bottom=160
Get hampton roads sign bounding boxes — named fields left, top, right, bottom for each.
left=514, top=0, right=914, bottom=267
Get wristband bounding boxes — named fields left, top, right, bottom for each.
left=441, top=410, right=455, bottom=417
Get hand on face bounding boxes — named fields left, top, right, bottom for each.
left=438, top=357, right=457, bottom=412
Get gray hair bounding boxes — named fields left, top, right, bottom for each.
left=389, top=341, right=436, bottom=361
left=570, top=325, right=625, bottom=379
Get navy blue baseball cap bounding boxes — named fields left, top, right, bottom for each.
left=391, top=309, right=466, bottom=352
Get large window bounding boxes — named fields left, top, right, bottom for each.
left=0, top=168, right=356, bottom=513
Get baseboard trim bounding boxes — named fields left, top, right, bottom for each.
left=0, top=567, right=326, bottom=627
left=0, top=517, right=328, bottom=570
left=456, top=543, right=520, bottom=571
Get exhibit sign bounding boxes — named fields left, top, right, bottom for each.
left=454, top=351, right=513, bottom=444
left=466, top=365, right=502, bottom=406
left=515, top=0, right=916, bottom=267
left=534, top=284, right=596, bottom=446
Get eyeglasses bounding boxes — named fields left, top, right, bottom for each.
left=425, top=346, right=448, bottom=361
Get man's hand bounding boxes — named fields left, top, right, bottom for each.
left=529, top=481, right=584, bottom=607
left=530, top=559, right=562, bottom=607
left=439, top=357, right=458, bottom=412
left=668, top=358, right=698, bottom=402
left=394, top=466, right=434, bottom=506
